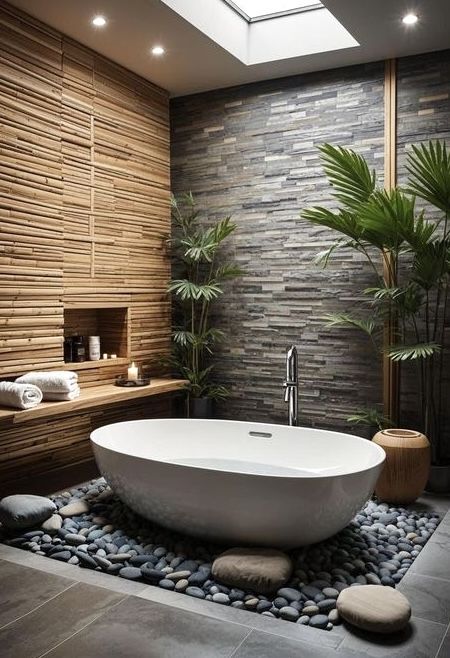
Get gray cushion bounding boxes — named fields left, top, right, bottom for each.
left=337, top=585, right=411, bottom=634
left=212, top=547, right=293, bottom=595
left=0, top=494, right=56, bottom=529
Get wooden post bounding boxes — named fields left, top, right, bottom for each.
left=383, top=59, right=399, bottom=424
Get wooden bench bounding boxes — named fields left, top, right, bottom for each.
left=0, top=378, right=186, bottom=424
left=0, top=378, right=186, bottom=495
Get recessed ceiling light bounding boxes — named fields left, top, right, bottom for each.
left=151, top=46, right=165, bottom=56
left=402, top=13, right=418, bottom=25
left=92, top=15, right=107, bottom=27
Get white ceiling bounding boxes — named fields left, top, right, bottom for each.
left=7, top=0, right=450, bottom=97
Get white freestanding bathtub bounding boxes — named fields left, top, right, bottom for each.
left=91, top=419, right=385, bottom=548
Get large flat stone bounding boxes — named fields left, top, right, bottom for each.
left=212, top=548, right=293, bottom=595
left=337, top=584, right=411, bottom=634
left=0, top=495, right=56, bottom=529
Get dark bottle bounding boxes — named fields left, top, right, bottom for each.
left=64, top=337, right=74, bottom=363
left=72, top=335, right=86, bottom=362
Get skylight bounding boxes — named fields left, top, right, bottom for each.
left=226, top=0, right=322, bottom=21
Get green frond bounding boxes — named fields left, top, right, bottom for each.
left=387, top=342, right=441, bottom=361
left=302, top=207, right=364, bottom=242
left=364, top=286, right=404, bottom=301
left=358, top=189, right=416, bottom=251
left=407, top=141, right=450, bottom=213
left=209, top=216, right=237, bottom=244
left=313, top=240, right=346, bottom=267
left=214, top=263, right=245, bottom=281
left=172, top=330, right=196, bottom=347
left=168, top=279, right=223, bottom=302
left=347, top=408, right=392, bottom=431
left=412, top=240, right=449, bottom=289
left=323, top=313, right=376, bottom=336
left=319, top=144, right=376, bottom=210
left=180, top=234, right=217, bottom=262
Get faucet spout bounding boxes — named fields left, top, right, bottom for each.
left=284, top=345, right=298, bottom=426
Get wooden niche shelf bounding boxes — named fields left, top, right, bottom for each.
left=64, top=304, right=130, bottom=364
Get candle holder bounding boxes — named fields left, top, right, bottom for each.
left=115, top=375, right=151, bottom=387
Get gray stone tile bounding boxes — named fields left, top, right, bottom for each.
left=137, top=580, right=343, bottom=649
left=398, top=573, right=450, bottom=624
left=437, top=626, right=450, bottom=658
left=0, top=582, right=125, bottom=658
left=0, top=560, right=75, bottom=629
left=337, top=616, right=446, bottom=658
left=43, top=595, right=251, bottom=658
left=409, top=494, right=450, bottom=515
left=231, top=629, right=338, bottom=658
left=0, top=544, right=149, bottom=595
left=409, top=536, right=450, bottom=581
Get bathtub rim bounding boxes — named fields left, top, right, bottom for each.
left=90, top=418, right=386, bottom=480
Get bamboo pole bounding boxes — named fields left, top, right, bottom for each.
left=383, top=59, right=399, bottom=424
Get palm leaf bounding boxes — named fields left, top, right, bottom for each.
left=319, top=143, right=376, bottom=210
left=347, top=408, right=392, bottom=431
left=168, top=279, right=222, bottom=302
left=407, top=141, right=450, bottom=213
left=323, top=313, right=376, bottom=336
left=359, top=189, right=416, bottom=251
left=172, top=330, right=196, bottom=347
left=209, top=217, right=237, bottom=244
left=412, top=240, right=449, bottom=289
left=387, top=342, right=441, bottom=361
left=302, top=207, right=364, bottom=242
left=214, top=263, right=245, bottom=280
left=313, top=239, right=359, bottom=267
left=180, top=234, right=216, bottom=262
left=364, top=286, right=404, bottom=301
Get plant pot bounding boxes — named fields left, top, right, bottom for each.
left=426, top=463, right=450, bottom=494
left=188, top=397, right=214, bottom=419
left=372, top=429, right=431, bottom=505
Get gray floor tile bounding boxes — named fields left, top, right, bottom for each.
left=0, top=582, right=125, bottom=658
left=0, top=560, right=75, bottom=629
left=409, top=537, right=450, bottom=581
left=137, top=582, right=343, bottom=649
left=0, top=544, right=149, bottom=595
left=410, top=493, right=450, bottom=514
left=43, top=595, right=252, bottom=658
left=231, top=629, right=338, bottom=657
left=337, top=616, right=446, bottom=658
left=398, top=573, right=450, bottom=624
left=437, top=626, right=450, bottom=658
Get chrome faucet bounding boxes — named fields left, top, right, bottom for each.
left=284, top=345, right=298, bottom=426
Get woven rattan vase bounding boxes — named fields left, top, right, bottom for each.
left=372, top=429, right=431, bottom=504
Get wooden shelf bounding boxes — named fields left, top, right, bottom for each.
left=0, top=378, right=186, bottom=425
left=62, top=358, right=129, bottom=371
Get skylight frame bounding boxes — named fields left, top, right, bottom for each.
left=223, top=0, right=324, bottom=23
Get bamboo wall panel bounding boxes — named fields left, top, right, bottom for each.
left=0, top=0, right=171, bottom=487
left=0, top=1, right=171, bottom=387
left=0, top=4, right=64, bottom=375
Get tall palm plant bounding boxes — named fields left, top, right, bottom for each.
left=302, top=141, right=450, bottom=464
left=168, top=192, right=243, bottom=405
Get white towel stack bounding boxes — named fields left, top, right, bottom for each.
left=15, top=371, right=80, bottom=401
left=0, top=381, right=43, bottom=409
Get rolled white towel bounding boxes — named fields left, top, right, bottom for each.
left=0, top=381, right=43, bottom=410
left=44, top=386, right=81, bottom=402
left=16, top=371, right=78, bottom=394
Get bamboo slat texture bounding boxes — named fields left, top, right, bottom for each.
left=0, top=1, right=172, bottom=487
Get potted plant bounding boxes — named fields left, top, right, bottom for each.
left=167, top=192, right=244, bottom=418
left=302, top=141, right=450, bottom=491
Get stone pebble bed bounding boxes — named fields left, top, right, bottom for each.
left=1, top=478, right=441, bottom=631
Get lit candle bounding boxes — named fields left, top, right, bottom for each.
left=111, top=353, right=117, bottom=359
left=103, top=353, right=108, bottom=360
left=128, top=362, right=138, bottom=381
